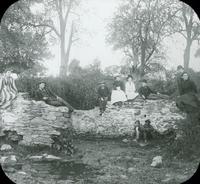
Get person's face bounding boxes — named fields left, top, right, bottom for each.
left=182, top=73, right=188, bottom=80
left=142, top=82, right=147, bottom=87
left=177, top=68, right=184, bottom=74
left=6, top=71, right=11, bottom=77
left=116, top=86, right=121, bottom=90
left=135, top=121, right=140, bottom=126
left=39, top=83, right=45, bottom=89
left=128, top=77, right=132, bottom=82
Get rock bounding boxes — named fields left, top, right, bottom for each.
left=0, top=155, right=17, bottom=165
left=122, top=139, right=129, bottom=143
left=128, top=167, right=137, bottom=173
left=17, top=171, right=27, bottom=175
left=29, top=155, right=43, bottom=162
left=151, top=156, right=162, bottom=168
left=43, top=154, right=61, bottom=161
left=10, top=155, right=17, bottom=162
left=0, top=144, right=12, bottom=151
left=120, top=174, right=128, bottom=180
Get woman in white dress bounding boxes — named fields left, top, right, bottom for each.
left=111, top=75, right=127, bottom=107
left=125, top=75, right=138, bottom=101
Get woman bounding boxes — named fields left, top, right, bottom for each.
left=176, top=72, right=200, bottom=113
left=125, top=75, right=138, bottom=101
left=111, top=75, right=127, bottom=107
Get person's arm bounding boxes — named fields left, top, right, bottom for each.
left=190, top=81, right=198, bottom=93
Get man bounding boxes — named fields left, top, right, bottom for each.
left=176, top=65, right=184, bottom=95
left=36, top=82, right=74, bottom=117
left=138, top=79, right=156, bottom=99
left=97, top=81, right=110, bottom=116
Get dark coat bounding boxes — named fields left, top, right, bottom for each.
left=35, top=87, right=57, bottom=101
left=178, top=79, right=197, bottom=95
left=176, top=79, right=200, bottom=113
left=97, top=85, right=110, bottom=98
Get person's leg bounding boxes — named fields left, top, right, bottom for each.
left=99, top=98, right=104, bottom=115
left=46, top=99, right=63, bottom=106
left=57, top=97, right=74, bottom=112
left=102, top=98, right=107, bottom=112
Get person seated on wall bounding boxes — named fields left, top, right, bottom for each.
left=35, top=82, right=74, bottom=117
left=176, top=72, right=200, bottom=115
left=97, top=81, right=110, bottom=116
left=138, top=79, right=168, bottom=100
left=125, top=75, right=138, bottom=103
left=111, top=75, right=127, bottom=107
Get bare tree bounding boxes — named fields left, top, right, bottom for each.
left=28, top=0, right=80, bottom=77
left=107, top=0, right=180, bottom=77
left=173, top=2, right=200, bottom=70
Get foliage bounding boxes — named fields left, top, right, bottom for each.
left=107, top=0, right=179, bottom=77
left=17, top=61, right=113, bottom=110
left=0, top=0, right=50, bottom=73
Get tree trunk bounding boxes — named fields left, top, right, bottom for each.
left=65, top=23, right=74, bottom=75
left=59, top=11, right=67, bottom=78
left=140, top=41, right=146, bottom=77
left=184, top=39, right=192, bottom=71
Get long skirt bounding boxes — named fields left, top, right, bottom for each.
left=176, top=93, right=200, bottom=113
left=111, top=90, right=127, bottom=105
left=126, top=92, right=138, bottom=100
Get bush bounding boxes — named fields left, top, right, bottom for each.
left=165, top=114, right=200, bottom=160
left=16, top=69, right=113, bottom=110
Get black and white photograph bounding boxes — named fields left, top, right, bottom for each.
left=0, top=0, right=200, bottom=183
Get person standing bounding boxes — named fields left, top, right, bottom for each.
left=97, top=81, right=110, bottom=116
left=175, top=72, right=200, bottom=114
left=125, top=75, right=138, bottom=102
left=176, top=65, right=185, bottom=95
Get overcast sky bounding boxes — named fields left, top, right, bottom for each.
left=33, top=0, right=200, bottom=76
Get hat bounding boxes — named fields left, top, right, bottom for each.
left=127, top=75, right=133, bottom=80
left=177, top=65, right=184, bottom=70
left=98, top=81, right=105, bottom=85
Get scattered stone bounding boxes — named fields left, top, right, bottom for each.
left=122, top=139, right=129, bottom=143
left=18, top=171, right=27, bottom=175
left=128, top=167, right=136, bottom=173
left=0, top=155, right=17, bottom=165
left=151, top=156, right=162, bottom=168
left=120, top=174, right=128, bottom=180
left=0, top=144, right=12, bottom=151
left=43, top=154, right=61, bottom=161
left=29, top=155, right=43, bottom=162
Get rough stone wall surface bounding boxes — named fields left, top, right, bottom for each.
left=0, top=93, right=71, bottom=146
left=72, top=96, right=185, bottom=137
left=0, top=93, right=185, bottom=146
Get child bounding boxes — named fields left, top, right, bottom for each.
left=133, top=120, right=142, bottom=142
left=142, top=119, right=156, bottom=143
left=97, top=81, right=110, bottom=116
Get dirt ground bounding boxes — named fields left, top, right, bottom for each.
left=3, top=139, right=199, bottom=184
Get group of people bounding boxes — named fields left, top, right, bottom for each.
left=1, top=64, right=199, bottom=146
left=97, top=74, right=161, bottom=116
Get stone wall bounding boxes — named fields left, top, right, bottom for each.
left=0, top=93, right=71, bottom=146
left=0, top=93, right=185, bottom=146
left=72, top=96, right=185, bottom=137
